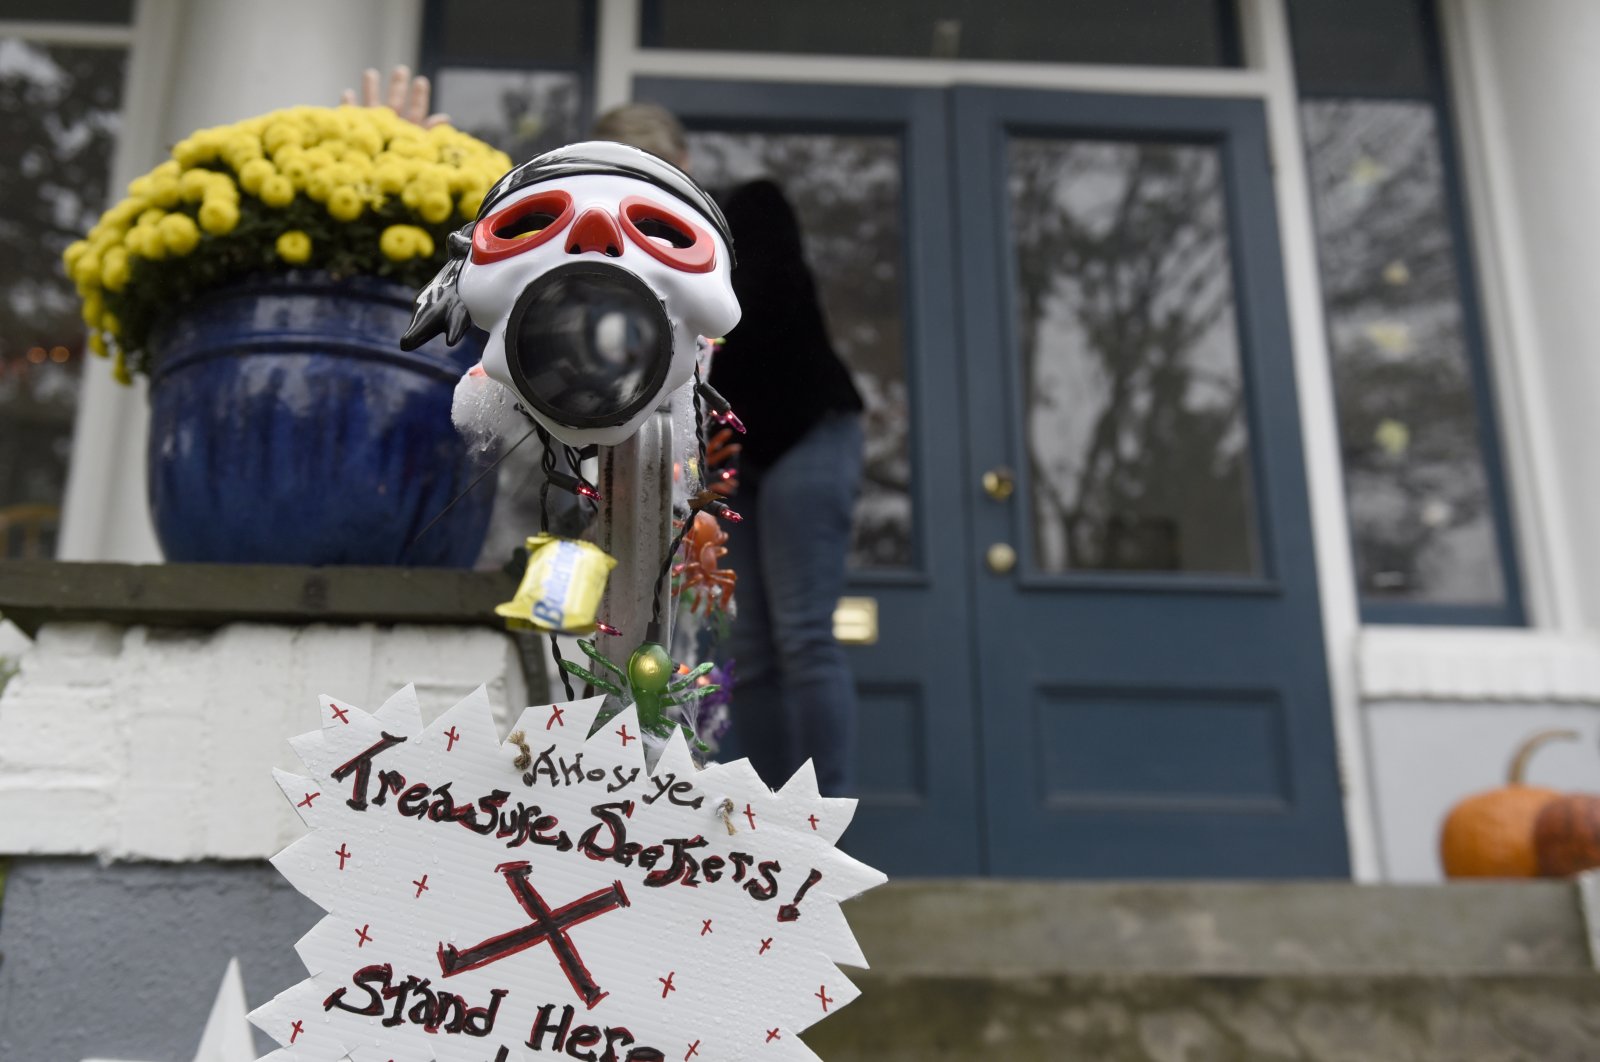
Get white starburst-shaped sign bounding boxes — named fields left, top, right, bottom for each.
left=250, top=686, right=886, bottom=1061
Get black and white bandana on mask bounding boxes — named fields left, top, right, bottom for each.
left=402, top=140, right=740, bottom=447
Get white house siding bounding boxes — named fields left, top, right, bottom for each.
left=0, top=621, right=526, bottom=861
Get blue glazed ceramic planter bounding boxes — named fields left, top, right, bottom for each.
left=146, top=273, right=492, bottom=567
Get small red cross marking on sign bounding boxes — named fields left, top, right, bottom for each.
left=335, top=844, right=351, bottom=870
left=445, top=726, right=460, bottom=751
left=816, top=984, right=833, bottom=1011
left=744, top=804, right=757, bottom=830
left=297, top=791, right=320, bottom=809
left=700, top=919, right=713, bottom=936
left=808, top=814, right=819, bottom=830
left=685, top=1041, right=701, bottom=1060
left=547, top=704, right=565, bottom=729
left=759, top=937, right=773, bottom=955
left=290, top=1019, right=304, bottom=1043
left=659, top=971, right=676, bottom=998
left=617, top=724, right=635, bottom=746
left=329, top=703, right=350, bottom=725
left=413, top=875, right=429, bottom=898
left=355, top=924, right=372, bottom=948
left=766, top=1028, right=782, bottom=1043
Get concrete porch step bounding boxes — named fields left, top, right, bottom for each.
left=803, top=971, right=1600, bottom=1061
left=803, top=881, right=1600, bottom=1060
left=844, top=880, right=1593, bottom=974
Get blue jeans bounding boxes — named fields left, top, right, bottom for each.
left=722, top=412, right=863, bottom=796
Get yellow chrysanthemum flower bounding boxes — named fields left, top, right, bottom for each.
left=262, top=121, right=304, bottom=154
left=80, top=290, right=103, bottom=325
left=178, top=169, right=214, bottom=202
left=172, top=135, right=217, bottom=168
left=159, top=213, right=201, bottom=255
left=417, top=190, right=454, bottom=224
left=198, top=198, right=239, bottom=236
left=100, top=246, right=130, bottom=291
left=62, top=239, right=89, bottom=272
left=237, top=158, right=275, bottom=195
left=258, top=174, right=295, bottom=208
left=279, top=155, right=314, bottom=188
left=72, top=250, right=102, bottom=287
left=148, top=176, right=182, bottom=209
left=379, top=224, right=435, bottom=262
left=326, top=185, right=364, bottom=222
left=275, top=230, right=312, bottom=264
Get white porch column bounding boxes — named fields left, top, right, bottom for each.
left=58, top=0, right=423, bottom=562
left=1448, top=0, right=1600, bottom=630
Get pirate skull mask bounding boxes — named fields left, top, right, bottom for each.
left=402, top=141, right=740, bottom=447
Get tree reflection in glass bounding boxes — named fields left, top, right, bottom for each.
left=1007, top=137, right=1258, bottom=575
left=1302, top=100, right=1504, bottom=606
left=0, top=40, right=123, bottom=556
left=688, top=130, right=912, bottom=570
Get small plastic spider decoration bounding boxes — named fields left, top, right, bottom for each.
left=673, top=510, right=736, bottom=616
left=560, top=638, right=719, bottom=746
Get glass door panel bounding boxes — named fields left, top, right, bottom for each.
left=686, top=129, right=914, bottom=570
left=1008, top=137, right=1260, bottom=575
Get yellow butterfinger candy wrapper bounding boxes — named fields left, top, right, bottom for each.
left=496, top=534, right=617, bottom=635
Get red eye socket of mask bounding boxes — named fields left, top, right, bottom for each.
left=619, top=195, right=716, bottom=273
left=472, top=190, right=575, bottom=264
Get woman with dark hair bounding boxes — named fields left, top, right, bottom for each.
left=712, top=178, right=864, bottom=797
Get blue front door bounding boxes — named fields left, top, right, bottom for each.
left=642, top=77, right=1350, bottom=878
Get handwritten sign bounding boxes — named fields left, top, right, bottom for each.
left=249, top=686, right=886, bottom=1061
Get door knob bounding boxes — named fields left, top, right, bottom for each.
left=986, top=542, right=1017, bottom=574
left=982, top=466, right=1015, bottom=501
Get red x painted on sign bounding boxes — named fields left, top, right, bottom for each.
left=759, top=937, right=773, bottom=955
left=445, top=726, right=460, bottom=751
left=816, top=985, right=833, bottom=1012
left=744, top=804, right=758, bottom=830
left=297, top=791, right=320, bottom=809
left=355, top=924, right=372, bottom=948
left=808, top=814, right=819, bottom=830
left=617, top=724, right=635, bottom=746
left=547, top=704, right=565, bottom=729
left=766, top=1028, right=782, bottom=1043
left=413, top=875, right=429, bottom=898
left=659, top=971, right=676, bottom=998
left=335, top=844, right=351, bottom=870
left=700, top=919, right=713, bottom=936
left=438, top=861, right=630, bottom=1010
left=290, top=1020, right=304, bottom=1043
left=329, top=703, right=350, bottom=725
left=685, top=1040, right=701, bottom=1060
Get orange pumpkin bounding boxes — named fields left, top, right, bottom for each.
left=1439, top=729, right=1577, bottom=878
left=1534, top=792, right=1600, bottom=877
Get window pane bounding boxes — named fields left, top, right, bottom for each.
left=0, top=0, right=131, bottom=22
left=1288, top=0, right=1431, bottom=98
left=1008, top=137, right=1259, bottom=575
left=0, top=40, right=124, bottom=559
left=1302, top=100, right=1506, bottom=606
left=686, top=130, right=913, bottom=570
left=434, top=68, right=583, bottom=160
left=645, top=0, right=1238, bottom=67
left=428, top=0, right=586, bottom=66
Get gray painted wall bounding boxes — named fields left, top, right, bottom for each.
left=0, top=859, right=319, bottom=1060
